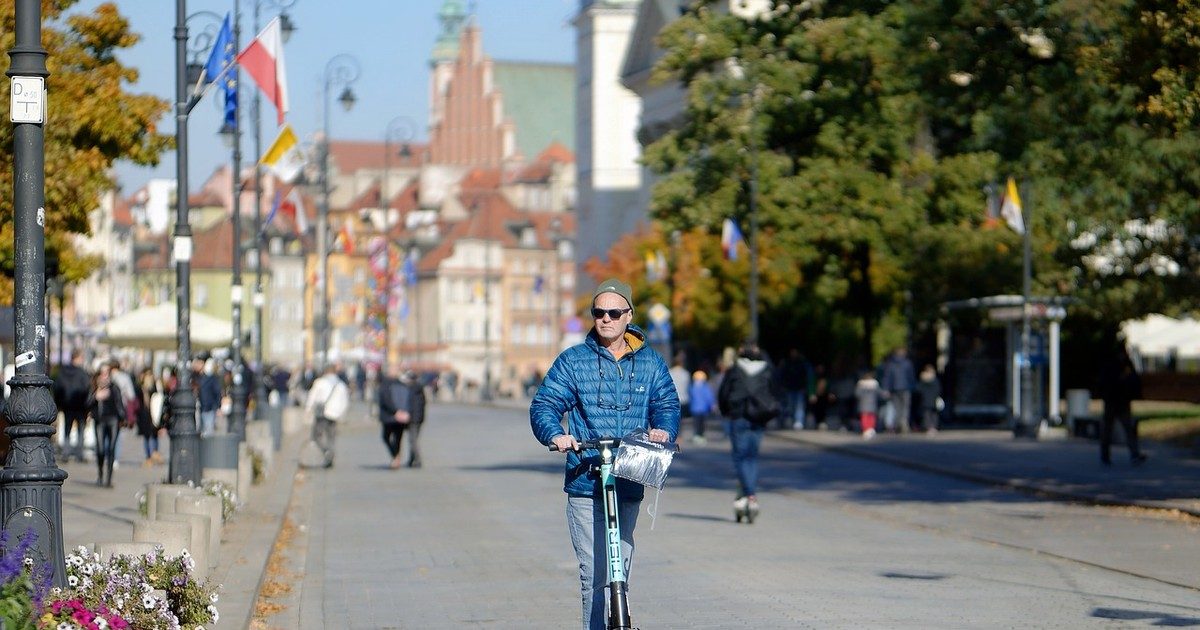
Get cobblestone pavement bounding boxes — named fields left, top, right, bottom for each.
left=269, top=403, right=1200, bottom=629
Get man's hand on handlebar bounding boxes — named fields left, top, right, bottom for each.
left=550, top=434, right=579, bottom=452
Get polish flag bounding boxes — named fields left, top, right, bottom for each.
left=280, top=187, right=308, bottom=234
left=237, top=17, right=289, bottom=125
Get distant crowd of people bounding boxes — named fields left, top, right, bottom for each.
left=659, top=345, right=944, bottom=446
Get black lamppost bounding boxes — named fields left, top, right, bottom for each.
left=218, top=9, right=248, bottom=442
left=168, top=0, right=219, bottom=486
left=2, top=0, right=68, bottom=586
left=315, top=54, right=359, bottom=369
left=249, top=0, right=297, bottom=416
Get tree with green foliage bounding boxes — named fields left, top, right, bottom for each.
left=593, top=0, right=1200, bottom=369
left=0, top=1, right=172, bottom=303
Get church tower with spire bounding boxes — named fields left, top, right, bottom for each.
left=430, top=0, right=468, bottom=133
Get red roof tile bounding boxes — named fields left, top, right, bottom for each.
left=328, top=140, right=428, bottom=174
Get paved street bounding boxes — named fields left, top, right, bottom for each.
left=249, top=402, right=1200, bottom=629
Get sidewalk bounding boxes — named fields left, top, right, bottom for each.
left=57, top=418, right=302, bottom=629
left=772, top=427, right=1200, bottom=517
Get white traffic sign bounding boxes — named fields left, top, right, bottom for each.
left=10, top=76, right=45, bottom=124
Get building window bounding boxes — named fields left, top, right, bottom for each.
left=520, top=227, right=537, bottom=248
left=194, top=284, right=208, bottom=308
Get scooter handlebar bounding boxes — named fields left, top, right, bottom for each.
left=547, top=438, right=622, bottom=452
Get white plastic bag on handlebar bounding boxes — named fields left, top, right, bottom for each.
left=612, top=429, right=676, bottom=489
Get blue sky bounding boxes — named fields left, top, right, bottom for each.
left=68, top=0, right=577, bottom=193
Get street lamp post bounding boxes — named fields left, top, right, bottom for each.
left=250, top=0, right=297, bottom=417
left=315, top=54, right=359, bottom=369
left=167, top=0, right=214, bottom=486
left=220, top=10, right=249, bottom=442
left=382, top=116, right=415, bottom=372
left=2, top=0, right=68, bottom=585
left=482, top=214, right=493, bottom=402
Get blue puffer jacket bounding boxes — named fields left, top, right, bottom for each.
left=530, top=325, right=680, bottom=500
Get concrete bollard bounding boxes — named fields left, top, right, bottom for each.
left=144, top=482, right=182, bottom=520
left=247, top=422, right=275, bottom=474
left=132, top=519, right=191, bottom=562
left=267, top=403, right=283, bottom=451
left=155, top=485, right=203, bottom=518
left=176, top=495, right=222, bottom=568
left=93, top=542, right=160, bottom=562
left=203, top=467, right=238, bottom=491
left=157, top=513, right=210, bottom=578
left=237, top=443, right=252, bottom=504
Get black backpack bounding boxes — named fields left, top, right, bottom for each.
left=741, top=370, right=781, bottom=425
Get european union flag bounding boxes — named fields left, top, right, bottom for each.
left=204, top=14, right=237, bottom=129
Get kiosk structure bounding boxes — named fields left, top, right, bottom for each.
left=940, top=295, right=1069, bottom=433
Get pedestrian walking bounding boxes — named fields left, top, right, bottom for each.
left=530, top=277, right=679, bottom=630
left=688, top=370, right=716, bottom=444
left=778, top=347, right=812, bottom=429
left=880, top=347, right=916, bottom=433
left=717, top=342, right=780, bottom=521
left=136, top=367, right=164, bottom=466
left=194, top=357, right=222, bottom=436
left=378, top=365, right=427, bottom=469
left=669, top=352, right=691, bottom=421
left=53, top=349, right=91, bottom=462
left=1098, top=347, right=1147, bottom=466
left=809, top=364, right=835, bottom=430
left=855, top=370, right=881, bottom=440
left=305, top=364, right=350, bottom=468
left=87, top=362, right=126, bottom=487
left=915, top=364, right=942, bottom=434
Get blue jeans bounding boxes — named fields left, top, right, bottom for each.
left=199, top=410, right=216, bottom=436
left=567, top=495, right=640, bottom=630
left=729, top=418, right=764, bottom=497
left=787, top=390, right=807, bottom=427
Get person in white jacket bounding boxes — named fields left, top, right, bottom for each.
left=305, top=365, right=350, bottom=468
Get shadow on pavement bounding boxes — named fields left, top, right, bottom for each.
left=1091, top=607, right=1200, bottom=627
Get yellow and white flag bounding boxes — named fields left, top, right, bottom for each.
left=260, top=124, right=305, bottom=183
left=999, top=177, right=1025, bottom=234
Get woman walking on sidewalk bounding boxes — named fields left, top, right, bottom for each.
left=136, top=367, right=164, bottom=466
left=87, top=362, right=126, bottom=487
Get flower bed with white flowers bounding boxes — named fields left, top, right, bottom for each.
left=0, top=538, right=220, bottom=630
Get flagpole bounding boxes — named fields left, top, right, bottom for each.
left=1018, top=181, right=1035, bottom=438
left=228, top=6, right=248, bottom=442
left=252, top=0, right=266, bottom=418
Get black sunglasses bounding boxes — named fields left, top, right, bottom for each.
left=591, top=307, right=631, bottom=320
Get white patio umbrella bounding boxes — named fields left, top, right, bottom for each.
left=1122, top=314, right=1200, bottom=359
left=100, top=303, right=233, bottom=351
